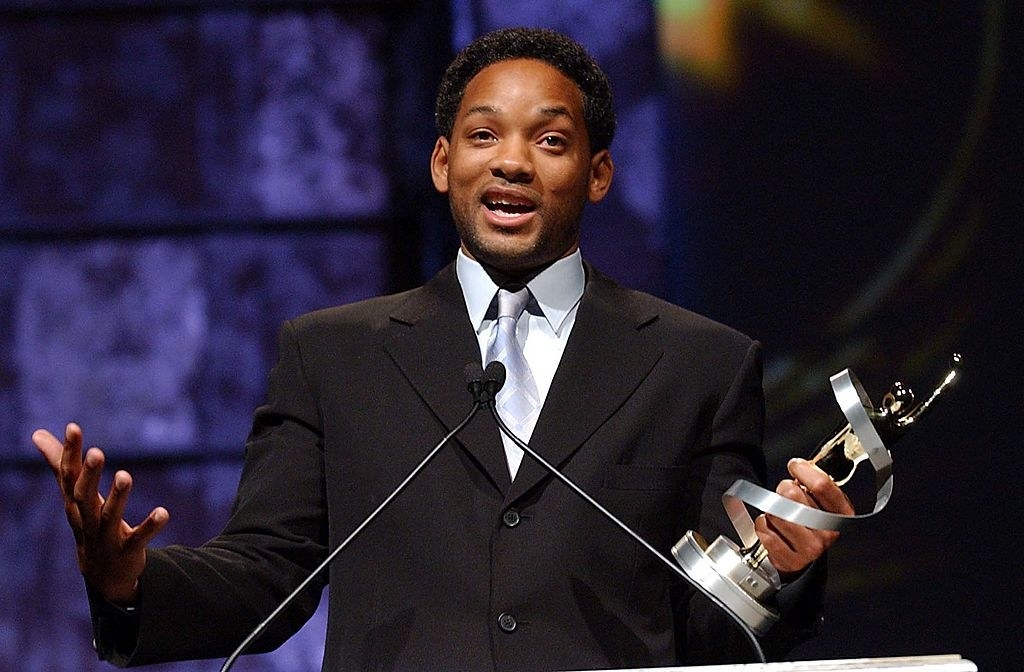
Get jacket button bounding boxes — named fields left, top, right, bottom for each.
left=502, top=509, right=521, bottom=528
left=497, top=612, right=518, bottom=633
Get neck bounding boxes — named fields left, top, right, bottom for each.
left=477, top=261, right=548, bottom=287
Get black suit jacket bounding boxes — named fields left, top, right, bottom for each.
left=104, top=263, right=821, bottom=670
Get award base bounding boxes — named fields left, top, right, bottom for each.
left=671, top=531, right=780, bottom=636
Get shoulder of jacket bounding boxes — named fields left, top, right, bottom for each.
left=586, top=267, right=755, bottom=350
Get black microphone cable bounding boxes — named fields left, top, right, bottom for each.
left=483, top=360, right=767, bottom=663
left=220, top=363, right=492, bottom=672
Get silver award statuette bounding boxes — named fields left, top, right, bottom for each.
left=671, top=354, right=963, bottom=636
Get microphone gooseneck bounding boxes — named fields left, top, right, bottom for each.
left=220, top=367, right=488, bottom=672
left=481, top=360, right=767, bottom=663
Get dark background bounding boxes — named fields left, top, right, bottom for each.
left=1, top=1, right=1019, bottom=670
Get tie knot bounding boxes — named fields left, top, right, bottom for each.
left=496, top=286, right=531, bottom=321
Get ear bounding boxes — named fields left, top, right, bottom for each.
left=430, top=136, right=451, bottom=194
left=587, top=149, right=614, bottom=203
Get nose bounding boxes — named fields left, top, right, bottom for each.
left=489, top=137, right=533, bottom=183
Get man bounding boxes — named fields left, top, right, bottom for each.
left=34, top=27, right=852, bottom=670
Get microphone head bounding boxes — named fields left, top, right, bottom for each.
left=464, top=362, right=484, bottom=387
left=482, top=361, right=506, bottom=399
left=465, top=362, right=485, bottom=401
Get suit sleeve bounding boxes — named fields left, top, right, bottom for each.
left=674, top=340, right=827, bottom=664
left=95, top=320, right=330, bottom=666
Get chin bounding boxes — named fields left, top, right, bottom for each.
left=468, top=236, right=537, bottom=266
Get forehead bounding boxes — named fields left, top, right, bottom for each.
left=457, top=58, right=584, bottom=121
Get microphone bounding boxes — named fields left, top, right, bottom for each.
left=465, top=361, right=504, bottom=405
left=481, top=360, right=767, bottom=663
left=465, top=362, right=485, bottom=402
left=220, top=364, right=491, bottom=672
left=481, top=360, right=506, bottom=403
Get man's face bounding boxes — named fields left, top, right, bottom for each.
left=431, top=58, right=613, bottom=276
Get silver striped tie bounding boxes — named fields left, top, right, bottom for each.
left=485, top=287, right=541, bottom=479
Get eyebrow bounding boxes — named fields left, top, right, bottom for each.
left=539, top=105, right=573, bottom=120
left=464, top=105, right=499, bottom=118
left=462, top=105, right=575, bottom=121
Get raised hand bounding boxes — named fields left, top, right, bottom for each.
left=754, top=457, right=855, bottom=578
left=33, top=422, right=169, bottom=604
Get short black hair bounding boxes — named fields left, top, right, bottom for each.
left=435, top=27, right=616, bottom=153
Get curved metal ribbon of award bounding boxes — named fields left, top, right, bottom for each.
left=672, top=368, right=899, bottom=638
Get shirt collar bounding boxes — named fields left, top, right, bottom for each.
left=456, top=249, right=585, bottom=335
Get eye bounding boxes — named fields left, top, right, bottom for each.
left=470, top=129, right=496, bottom=143
left=540, top=134, right=566, bottom=148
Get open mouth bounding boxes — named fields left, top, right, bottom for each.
left=482, top=191, right=537, bottom=219
left=485, top=197, right=536, bottom=216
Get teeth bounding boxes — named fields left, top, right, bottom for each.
left=486, top=199, right=532, bottom=214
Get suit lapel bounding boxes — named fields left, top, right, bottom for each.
left=381, top=263, right=665, bottom=504
left=506, top=267, right=663, bottom=504
left=383, top=265, right=512, bottom=495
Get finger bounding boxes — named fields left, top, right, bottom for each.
left=754, top=513, right=795, bottom=554
left=765, top=511, right=833, bottom=554
left=761, top=478, right=834, bottom=572
left=32, top=428, right=64, bottom=476
left=103, top=472, right=170, bottom=552
left=126, top=507, right=170, bottom=551
left=754, top=514, right=806, bottom=575
left=756, top=512, right=834, bottom=575
left=100, top=469, right=134, bottom=537
left=770, top=478, right=834, bottom=549
left=74, top=447, right=107, bottom=534
left=56, top=423, right=85, bottom=496
left=788, top=458, right=855, bottom=515
left=776, top=477, right=814, bottom=507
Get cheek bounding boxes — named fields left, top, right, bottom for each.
left=546, top=172, right=592, bottom=205
left=447, top=161, right=484, bottom=193
left=553, top=160, right=593, bottom=193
